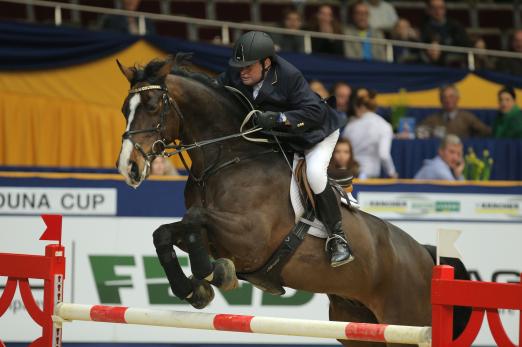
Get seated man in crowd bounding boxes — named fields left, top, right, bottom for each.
left=414, top=134, right=464, bottom=180
left=272, top=8, right=304, bottom=53
left=331, top=81, right=352, bottom=118
left=418, top=84, right=491, bottom=138
left=99, top=0, right=155, bottom=34
left=496, top=30, right=522, bottom=76
left=344, top=1, right=386, bottom=61
left=420, top=0, right=470, bottom=67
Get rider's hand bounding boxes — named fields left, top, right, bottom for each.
left=255, top=111, right=281, bottom=130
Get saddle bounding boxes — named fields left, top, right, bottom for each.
left=237, top=158, right=357, bottom=296
left=295, top=159, right=354, bottom=211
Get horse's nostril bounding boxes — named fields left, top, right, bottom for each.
left=129, top=161, right=140, bottom=182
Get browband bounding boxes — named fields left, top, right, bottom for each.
left=129, top=85, right=165, bottom=94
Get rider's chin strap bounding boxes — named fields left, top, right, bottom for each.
left=259, top=59, right=271, bottom=84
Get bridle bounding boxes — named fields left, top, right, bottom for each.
left=120, top=83, right=265, bottom=180
left=122, top=84, right=181, bottom=164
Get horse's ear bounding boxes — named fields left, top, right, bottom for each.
left=116, top=59, right=134, bottom=82
left=157, top=55, right=175, bottom=79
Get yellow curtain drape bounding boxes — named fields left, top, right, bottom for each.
left=0, top=92, right=123, bottom=167
left=0, top=40, right=188, bottom=168
left=377, top=74, right=522, bottom=108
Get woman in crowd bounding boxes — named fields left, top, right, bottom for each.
left=308, top=79, right=330, bottom=99
left=494, top=86, right=522, bottom=139
left=151, top=157, right=179, bottom=176
left=329, top=138, right=360, bottom=178
left=307, top=5, right=344, bottom=56
left=341, top=88, right=397, bottom=178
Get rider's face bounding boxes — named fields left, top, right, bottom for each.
left=239, top=60, right=268, bottom=86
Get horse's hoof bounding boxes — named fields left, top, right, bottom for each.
left=211, top=258, right=239, bottom=291
left=186, top=276, right=215, bottom=309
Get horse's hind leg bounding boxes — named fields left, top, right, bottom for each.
left=153, top=221, right=215, bottom=309
left=328, top=295, right=382, bottom=347
left=181, top=207, right=239, bottom=290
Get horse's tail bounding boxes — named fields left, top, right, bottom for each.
left=423, top=244, right=472, bottom=339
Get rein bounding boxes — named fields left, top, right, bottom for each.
left=122, top=84, right=267, bottom=184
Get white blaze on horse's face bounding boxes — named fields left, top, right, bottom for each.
left=118, top=93, right=144, bottom=188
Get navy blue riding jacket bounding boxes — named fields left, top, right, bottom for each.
left=217, top=55, right=347, bottom=152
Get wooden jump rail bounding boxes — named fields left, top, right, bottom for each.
left=0, top=242, right=521, bottom=346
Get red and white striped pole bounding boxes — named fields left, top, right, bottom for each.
left=55, top=303, right=432, bottom=346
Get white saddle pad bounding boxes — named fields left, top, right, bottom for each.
left=290, top=155, right=360, bottom=239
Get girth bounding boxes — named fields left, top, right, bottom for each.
left=236, top=210, right=316, bottom=295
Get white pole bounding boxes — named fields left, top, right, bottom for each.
left=55, top=303, right=432, bottom=345
left=54, top=6, right=62, bottom=26
left=138, top=15, right=146, bottom=36
left=304, top=34, right=312, bottom=54
left=221, top=25, right=230, bottom=45
left=468, top=51, right=476, bottom=71
left=386, top=42, right=394, bottom=63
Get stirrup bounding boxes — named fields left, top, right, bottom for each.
left=324, top=233, right=348, bottom=252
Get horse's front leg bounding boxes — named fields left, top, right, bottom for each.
left=181, top=206, right=239, bottom=292
left=153, top=220, right=214, bottom=309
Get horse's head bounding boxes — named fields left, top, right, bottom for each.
left=115, top=56, right=181, bottom=188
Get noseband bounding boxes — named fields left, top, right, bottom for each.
left=122, top=84, right=182, bottom=163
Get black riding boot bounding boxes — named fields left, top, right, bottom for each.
left=315, top=185, right=354, bottom=267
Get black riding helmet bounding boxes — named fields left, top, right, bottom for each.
left=229, top=31, right=275, bottom=68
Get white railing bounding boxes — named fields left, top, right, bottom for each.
left=3, top=0, right=522, bottom=71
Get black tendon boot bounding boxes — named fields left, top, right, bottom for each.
left=315, top=185, right=354, bottom=267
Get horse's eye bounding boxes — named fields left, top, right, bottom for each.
left=146, top=104, right=158, bottom=113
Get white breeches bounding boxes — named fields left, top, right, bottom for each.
left=305, top=130, right=340, bottom=193
left=290, top=129, right=339, bottom=197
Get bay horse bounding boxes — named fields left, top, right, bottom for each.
left=115, top=55, right=468, bottom=347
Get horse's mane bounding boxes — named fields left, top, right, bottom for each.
left=129, top=53, right=247, bottom=116
left=129, top=53, right=221, bottom=92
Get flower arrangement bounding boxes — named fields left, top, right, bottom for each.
left=390, top=88, right=408, bottom=131
left=463, top=147, right=494, bottom=181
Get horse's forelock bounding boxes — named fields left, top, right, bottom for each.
left=130, top=58, right=171, bottom=86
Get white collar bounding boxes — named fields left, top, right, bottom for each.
left=253, top=79, right=265, bottom=99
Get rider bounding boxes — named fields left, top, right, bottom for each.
left=217, top=31, right=353, bottom=267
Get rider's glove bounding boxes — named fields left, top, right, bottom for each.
left=255, top=111, right=282, bottom=130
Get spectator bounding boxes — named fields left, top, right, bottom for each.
left=330, top=82, right=352, bottom=118
left=365, top=0, right=398, bottom=32
left=418, top=37, right=445, bottom=66
left=309, top=79, right=330, bottom=99
left=272, top=8, right=304, bottom=53
left=471, top=35, right=496, bottom=71
left=307, top=5, right=344, bottom=56
left=420, top=0, right=470, bottom=67
left=390, top=18, right=420, bottom=64
left=418, top=84, right=491, bottom=139
left=421, top=0, right=470, bottom=47
left=99, top=0, right=156, bottom=35
left=414, top=134, right=464, bottom=180
left=344, top=1, right=386, bottom=61
left=151, top=157, right=179, bottom=176
left=329, top=138, right=360, bottom=178
left=496, top=30, right=522, bottom=76
left=342, top=88, right=397, bottom=178
left=493, top=86, right=522, bottom=138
